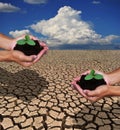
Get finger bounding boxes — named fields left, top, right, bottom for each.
left=29, top=35, right=38, bottom=40
left=72, top=83, right=88, bottom=97
left=33, top=47, right=48, bottom=63
left=84, top=90, right=98, bottom=97
left=71, top=80, right=77, bottom=89
left=82, top=94, right=98, bottom=103
left=20, top=55, right=37, bottom=62
left=73, top=77, right=80, bottom=82
left=40, top=41, right=47, bottom=46
left=20, top=61, right=34, bottom=67
left=39, top=42, right=49, bottom=52
left=88, top=97, right=97, bottom=103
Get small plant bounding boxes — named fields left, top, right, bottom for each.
left=85, top=69, right=103, bottom=80
left=17, top=35, right=36, bottom=46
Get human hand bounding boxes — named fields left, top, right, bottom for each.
left=10, top=50, right=37, bottom=67
left=11, top=35, right=37, bottom=50
left=71, top=76, right=88, bottom=98
left=83, top=85, right=110, bottom=102
left=71, top=70, right=109, bottom=100
left=33, top=41, right=48, bottom=63
left=11, top=35, right=48, bottom=63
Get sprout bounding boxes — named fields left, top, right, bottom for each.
left=17, top=35, right=36, bottom=46
left=85, top=69, right=103, bottom=80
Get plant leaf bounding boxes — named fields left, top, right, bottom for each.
left=25, top=35, right=36, bottom=46
left=90, top=69, right=95, bottom=76
left=85, top=74, right=93, bottom=80
left=25, top=35, right=30, bottom=41
left=17, top=39, right=26, bottom=45
left=94, top=74, right=103, bottom=80
left=27, top=40, right=36, bottom=46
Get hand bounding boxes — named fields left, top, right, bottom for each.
left=33, top=41, right=49, bottom=63
left=9, top=50, right=37, bottom=67
left=71, top=70, right=109, bottom=100
left=83, top=85, right=110, bottom=102
left=71, top=76, right=88, bottom=98
left=11, top=35, right=40, bottom=50
left=11, top=35, right=49, bottom=63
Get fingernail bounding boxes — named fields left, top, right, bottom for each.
left=34, top=55, right=37, bottom=58
left=32, top=55, right=37, bottom=60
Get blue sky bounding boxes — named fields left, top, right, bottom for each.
left=0, top=0, right=120, bottom=49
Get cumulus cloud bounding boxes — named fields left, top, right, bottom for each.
left=9, top=30, right=30, bottom=38
left=98, top=35, right=120, bottom=44
left=24, top=0, right=47, bottom=4
left=0, top=2, right=20, bottom=12
left=30, top=6, right=120, bottom=46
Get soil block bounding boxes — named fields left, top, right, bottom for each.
left=77, top=75, right=107, bottom=90
left=14, top=40, right=44, bottom=56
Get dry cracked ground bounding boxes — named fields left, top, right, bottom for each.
left=0, top=50, right=120, bottom=130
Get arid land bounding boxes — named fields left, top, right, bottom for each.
left=0, top=50, right=120, bottom=130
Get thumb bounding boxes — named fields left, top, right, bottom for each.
left=84, top=90, right=98, bottom=97
left=21, top=55, right=37, bottom=62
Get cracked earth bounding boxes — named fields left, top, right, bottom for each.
left=0, top=50, right=120, bottom=130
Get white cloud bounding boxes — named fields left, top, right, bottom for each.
left=0, top=2, right=20, bottom=12
left=92, top=1, right=101, bottom=4
left=8, top=6, right=119, bottom=47
left=6, top=5, right=116, bottom=47
left=9, top=30, right=30, bottom=38
left=24, top=0, right=47, bottom=4
left=98, top=35, right=120, bottom=44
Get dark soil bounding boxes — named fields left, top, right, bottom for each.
left=77, top=75, right=106, bottom=90
left=14, top=40, right=44, bottom=56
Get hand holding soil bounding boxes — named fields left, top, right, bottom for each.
left=83, top=84, right=110, bottom=102
left=12, top=35, right=48, bottom=63
left=71, top=69, right=109, bottom=98
left=77, top=69, right=107, bottom=90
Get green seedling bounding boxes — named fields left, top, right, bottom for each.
left=17, top=35, right=36, bottom=46
left=85, top=69, right=103, bottom=80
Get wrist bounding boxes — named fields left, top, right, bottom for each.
left=106, top=73, right=113, bottom=85
left=0, top=37, right=14, bottom=50
left=0, top=51, right=12, bottom=62
left=108, top=86, right=120, bottom=96
left=107, top=73, right=119, bottom=85
left=4, top=39, right=14, bottom=50
left=9, top=39, right=16, bottom=50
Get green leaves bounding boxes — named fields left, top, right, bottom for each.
left=85, top=74, right=94, bottom=80
left=17, top=35, right=36, bottom=46
left=17, top=39, right=25, bottom=45
left=94, top=74, right=103, bottom=80
left=85, top=69, right=103, bottom=80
